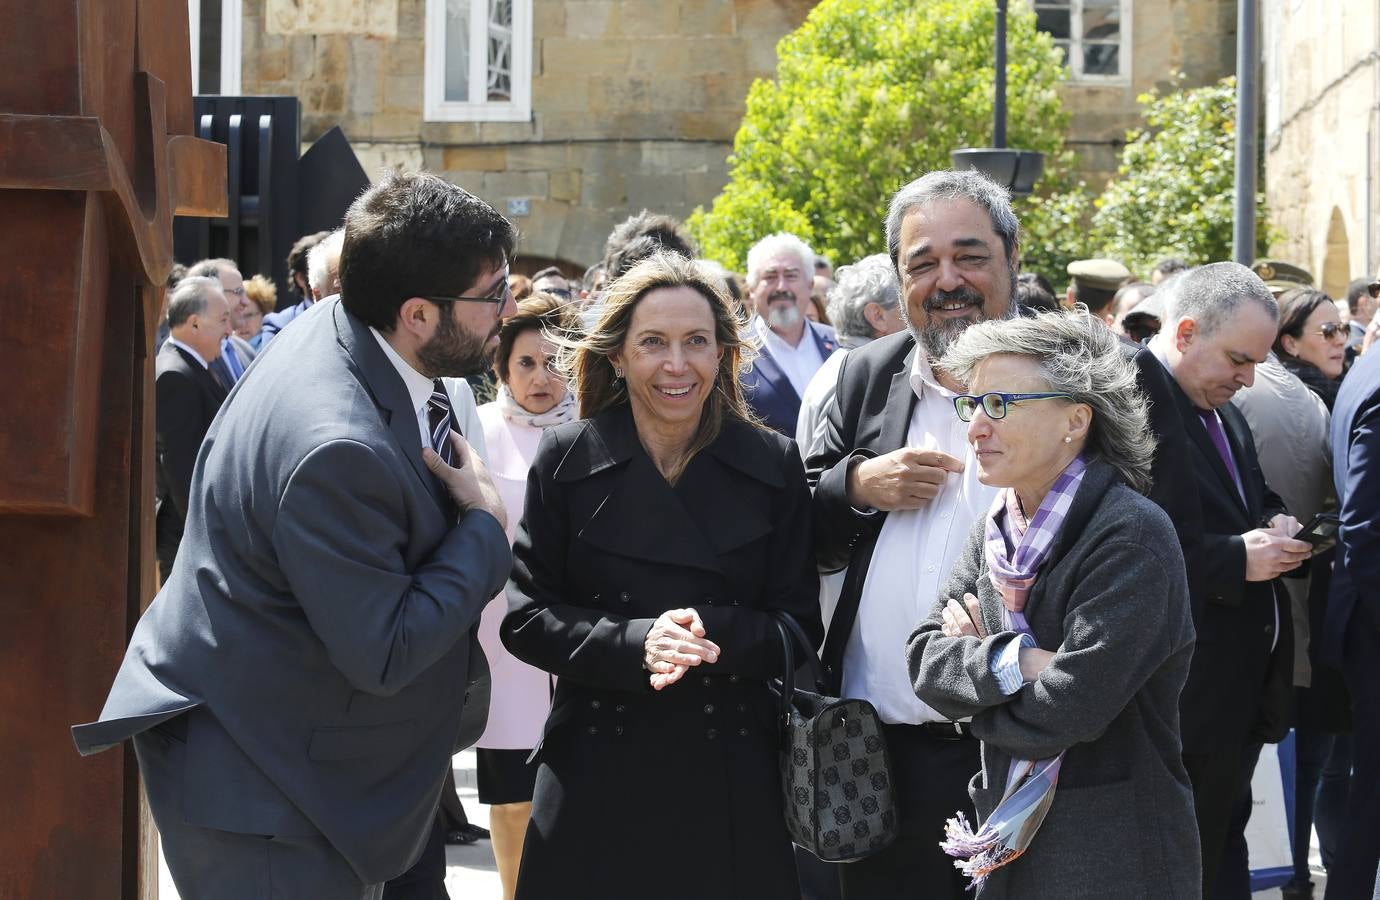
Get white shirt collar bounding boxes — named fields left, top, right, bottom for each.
left=907, top=340, right=955, bottom=401
left=168, top=337, right=210, bottom=369
left=369, top=327, right=435, bottom=420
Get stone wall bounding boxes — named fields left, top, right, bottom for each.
left=242, top=0, right=813, bottom=271
left=1263, top=0, right=1379, bottom=296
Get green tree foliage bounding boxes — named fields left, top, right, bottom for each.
left=687, top=0, right=1073, bottom=272
left=1090, top=75, right=1274, bottom=276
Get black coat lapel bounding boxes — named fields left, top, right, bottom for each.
left=556, top=407, right=774, bottom=576
left=880, top=345, right=919, bottom=451
left=1167, top=373, right=1249, bottom=518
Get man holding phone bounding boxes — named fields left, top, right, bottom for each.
left=1148, top=263, right=1312, bottom=898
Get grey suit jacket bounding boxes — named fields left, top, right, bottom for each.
left=908, top=461, right=1200, bottom=899
left=73, top=297, right=511, bottom=884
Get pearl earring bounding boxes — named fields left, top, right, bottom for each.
left=1064, top=436, right=1072, bottom=444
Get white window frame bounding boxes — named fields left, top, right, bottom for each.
left=188, top=0, right=242, bottom=95
left=1030, top=0, right=1132, bottom=85
left=424, top=0, right=532, bottom=123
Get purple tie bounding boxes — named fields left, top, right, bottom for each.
left=1198, top=409, right=1244, bottom=502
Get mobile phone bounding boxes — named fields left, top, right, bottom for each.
left=1294, top=513, right=1340, bottom=550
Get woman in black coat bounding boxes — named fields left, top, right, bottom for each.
left=500, top=251, right=823, bottom=899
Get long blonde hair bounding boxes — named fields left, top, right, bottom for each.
left=560, top=251, right=761, bottom=482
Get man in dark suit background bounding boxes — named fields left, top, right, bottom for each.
left=1147, top=262, right=1312, bottom=898
left=154, top=275, right=230, bottom=582
left=74, top=172, right=516, bottom=899
left=742, top=231, right=838, bottom=434
left=1325, top=300, right=1380, bottom=899
left=186, top=257, right=257, bottom=388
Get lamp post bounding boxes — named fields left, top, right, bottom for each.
left=951, top=0, right=1044, bottom=194
left=1232, top=0, right=1258, bottom=264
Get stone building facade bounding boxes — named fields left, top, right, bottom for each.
left=196, top=0, right=1237, bottom=274
left=232, top=0, right=815, bottom=273
left=1263, top=0, right=1379, bottom=298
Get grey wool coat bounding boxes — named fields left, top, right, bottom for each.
left=908, top=460, right=1201, bottom=899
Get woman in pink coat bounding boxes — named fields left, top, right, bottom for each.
left=476, top=293, right=577, bottom=899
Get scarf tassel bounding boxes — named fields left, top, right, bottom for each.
left=940, top=811, right=1022, bottom=892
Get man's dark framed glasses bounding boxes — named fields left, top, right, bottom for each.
left=422, top=281, right=512, bottom=309
left=953, top=391, right=1074, bottom=422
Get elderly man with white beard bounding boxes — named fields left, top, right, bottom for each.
left=741, top=232, right=839, bottom=434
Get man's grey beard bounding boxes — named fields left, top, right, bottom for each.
left=903, top=268, right=1018, bottom=361
left=767, top=304, right=803, bottom=332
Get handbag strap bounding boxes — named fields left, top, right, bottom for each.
left=774, top=610, right=828, bottom=692
left=772, top=617, right=796, bottom=726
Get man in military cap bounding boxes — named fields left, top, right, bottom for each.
left=1067, top=257, right=1131, bottom=326
left=1251, top=259, right=1314, bottom=297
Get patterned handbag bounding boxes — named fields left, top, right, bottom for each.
left=772, top=612, right=899, bottom=863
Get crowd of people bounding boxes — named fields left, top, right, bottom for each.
left=70, top=166, right=1380, bottom=900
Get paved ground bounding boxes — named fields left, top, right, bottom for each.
left=157, top=750, right=1325, bottom=898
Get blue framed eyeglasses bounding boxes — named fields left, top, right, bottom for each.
left=953, top=391, right=1074, bottom=422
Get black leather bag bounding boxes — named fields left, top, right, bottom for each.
left=772, top=612, right=899, bottom=863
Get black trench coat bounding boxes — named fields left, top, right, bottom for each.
left=501, top=405, right=823, bottom=900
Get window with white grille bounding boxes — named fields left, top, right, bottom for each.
left=1032, top=0, right=1130, bottom=82
left=425, top=0, right=532, bottom=122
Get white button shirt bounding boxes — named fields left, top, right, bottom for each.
left=841, top=347, right=997, bottom=724
left=755, top=316, right=827, bottom=398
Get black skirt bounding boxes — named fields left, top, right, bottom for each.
left=477, top=747, right=538, bottom=805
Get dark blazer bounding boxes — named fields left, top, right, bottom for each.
left=742, top=318, right=838, bottom=435
left=153, top=341, right=227, bottom=578
left=1328, top=344, right=1380, bottom=657
left=74, top=298, right=512, bottom=884
left=1161, top=371, right=1293, bottom=752
left=805, top=331, right=1196, bottom=692
left=500, top=405, right=823, bottom=900
left=909, top=461, right=1199, bottom=899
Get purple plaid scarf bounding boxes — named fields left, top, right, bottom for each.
left=941, top=455, right=1088, bottom=891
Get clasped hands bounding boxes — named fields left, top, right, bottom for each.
left=939, top=592, right=1053, bottom=684
left=643, top=608, right=720, bottom=691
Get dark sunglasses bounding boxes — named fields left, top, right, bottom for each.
left=1313, top=322, right=1346, bottom=341
left=953, top=391, right=1073, bottom=422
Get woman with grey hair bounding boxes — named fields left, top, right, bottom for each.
left=907, top=310, right=1200, bottom=897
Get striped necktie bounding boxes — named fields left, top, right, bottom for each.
left=426, top=380, right=455, bottom=466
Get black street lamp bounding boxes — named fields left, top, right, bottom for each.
left=951, top=0, right=1045, bottom=195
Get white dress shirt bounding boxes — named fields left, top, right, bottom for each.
left=755, top=316, right=827, bottom=398
left=841, top=347, right=998, bottom=724
left=370, top=327, right=436, bottom=449
left=167, top=337, right=210, bottom=369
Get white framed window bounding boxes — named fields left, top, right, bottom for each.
left=424, top=0, right=532, bottom=122
left=188, top=0, right=242, bottom=95
left=1032, top=0, right=1130, bottom=82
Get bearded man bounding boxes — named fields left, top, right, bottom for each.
left=741, top=231, right=839, bottom=434
left=73, top=172, right=514, bottom=899
left=806, top=169, right=1018, bottom=900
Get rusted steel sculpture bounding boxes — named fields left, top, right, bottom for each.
left=0, top=1, right=225, bottom=895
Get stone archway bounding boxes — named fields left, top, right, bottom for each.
left=1322, top=206, right=1352, bottom=299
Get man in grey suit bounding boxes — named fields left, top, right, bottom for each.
left=73, top=171, right=517, bottom=899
